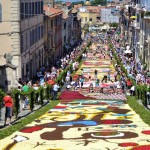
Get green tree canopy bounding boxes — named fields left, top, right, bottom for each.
left=91, top=0, right=107, bottom=6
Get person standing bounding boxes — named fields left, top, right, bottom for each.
left=3, top=91, right=13, bottom=126
left=52, top=83, right=60, bottom=100
left=80, top=76, right=84, bottom=88
left=94, top=69, right=98, bottom=80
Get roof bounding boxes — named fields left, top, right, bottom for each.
left=72, top=8, right=78, bottom=13
left=86, top=6, right=106, bottom=13
left=74, top=4, right=82, bottom=10
left=44, top=5, right=63, bottom=17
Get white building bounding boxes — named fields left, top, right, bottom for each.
left=101, top=8, right=119, bottom=23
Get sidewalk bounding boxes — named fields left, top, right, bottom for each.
left=0, top=100, right=49, bottom=129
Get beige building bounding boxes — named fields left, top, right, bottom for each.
left=0, top=0, right=44, bottom=90
left=44, top=5, right=63, bottom=66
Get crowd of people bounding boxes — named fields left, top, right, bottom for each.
left=3, top=29, right=150, bottom=126
left=64, top=30, right=150, bottom=104
left=2, top=40, right=89, bottom=126
left=111, top=32, right=150, bottom=99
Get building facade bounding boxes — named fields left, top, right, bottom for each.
left=44, top=6, right=63, bottom=66
left=101, top=8, right=120, bottom=23
left=20, top=0, right=44, bottom=79
left=120, top=0, right=150, bottom=69
left=0, top=0, right=44, bottom=90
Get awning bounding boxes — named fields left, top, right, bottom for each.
left=124, top=50, right=132, bottom=54
left=130, top=16, right=137, bottom=19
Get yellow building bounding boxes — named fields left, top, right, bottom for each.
left=78, top=6, right=105, bottom=27
left=78, top=7, right=99, bottom=27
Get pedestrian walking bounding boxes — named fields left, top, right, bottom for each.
left=52, top=83, right=60, bottom=100
left=3, top=91, right=13, bottom=126
left=94, top=69, right=98, bottom=80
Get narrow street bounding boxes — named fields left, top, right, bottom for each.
left=0, top=33, right=150, bottom=150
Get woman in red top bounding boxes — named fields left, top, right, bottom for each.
left=127, top=79, right=132, bottom=89
left=3, top=91, right=13, bottom=126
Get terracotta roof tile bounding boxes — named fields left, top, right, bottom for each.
left=44, top=5, right=63, bottom=16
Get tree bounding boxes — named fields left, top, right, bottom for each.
left=91, top=0, right=107, bottom=6
left=72, top=1, right=84, bottom=6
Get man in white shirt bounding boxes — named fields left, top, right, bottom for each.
left=130, top=86, right=135, bottom=96
left=52, top=83, right=60, bottom=100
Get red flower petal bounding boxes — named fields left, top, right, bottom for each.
left=54, top=106, right=67, bottom=109
left=59, top=91, right=94, bottom=100
left=101, top=120, right=121, bottom=124
left=20, top=126, right=43, bottom=133
left=142, top=130, right=150, bottom=135
left=119, top=142, right=138, bottom=147
left=132, top=145, right=150, bottom=150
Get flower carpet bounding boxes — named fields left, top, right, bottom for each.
left=0, top=43, right=150, bottom=150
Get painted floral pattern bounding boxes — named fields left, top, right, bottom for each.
left=0, top=43, right=150, bottom=150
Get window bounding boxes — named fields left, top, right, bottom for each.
left=32, top=29, right=35, bottom=44
left=51, top=20, right=53, bottom=28
left=32, top=2, right=34, bottom=17
left=0, top=2, right=2, bottom=22
left=64, top=35, right=66, bottom=43
left=85, top=17, right=87, bottom=22
left=29, top=2, right=32, bottom=17
left=64, top=22, right=66, bottom=29
left=41, top=25, right=43, bottom=37
left=21, top=34, right=24, bottom=53
left=89, top=18, right=92, bottom=21
left=26, top=33, right=28, bottom=50
left=35, top=2, right=38, bottom=15
left=38, top=2, right=40, bottom=14
left=34, top=28, right=37, bottom=42
left=25, top=3, right=28, bottom=19
left=81, top=17, right=83, bottom=22
left=38, top=26, right=41, bottom=40
left=30, top=31, right=32, bottom=46
left=41, top=1, right=43, bottom=14
left=20, top=3, right=24, bottom=20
